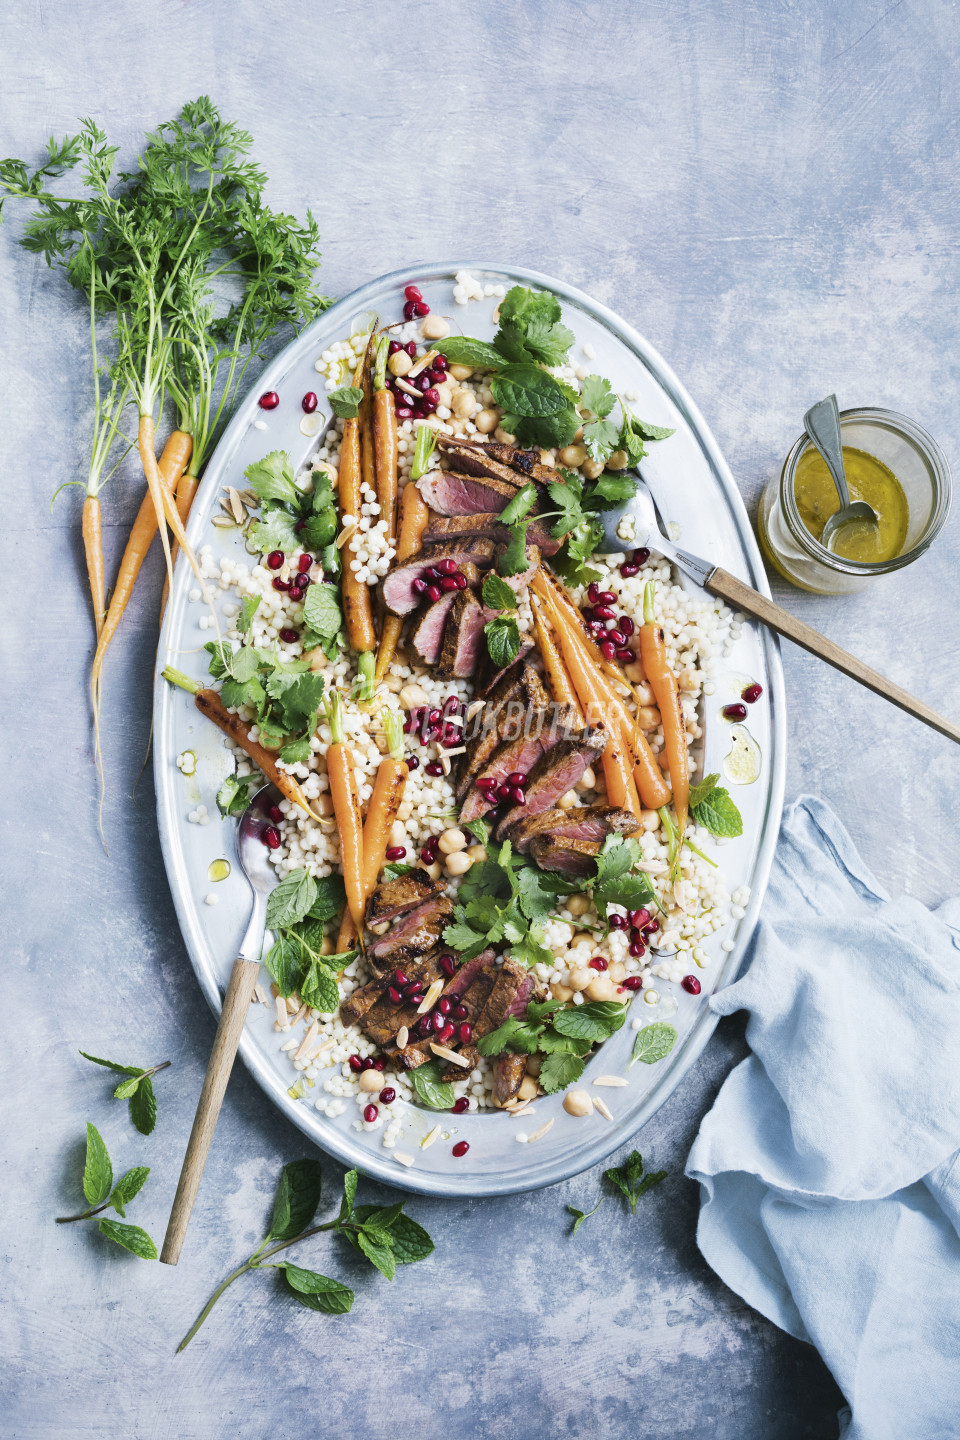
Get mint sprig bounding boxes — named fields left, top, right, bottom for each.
left=689, top=773, right=743, bottom=838
left=79, top=1052, right=171, bottom=1135
left=56, top=1123, right=157, bottom=1259
left=604, top=1150, right=667, bottom=1214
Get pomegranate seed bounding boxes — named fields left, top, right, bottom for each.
left=681, top=975, right=702, bottom=995
left=293, top=573, right=310, bottom=591
left=442, top=725, right=460, bottom=747
left=629, top=908, right=650, bottom=928
left=363, top=1104, right=379, bottom=1123
left=396, top=405, right=414, bottom=420
left=593, top=604, right=615, bottom=622
left=609, top=913, right=627, bottom=930
left=263, top=826, right=281, bottom=849
left=266, top=805, right=282, bottom=825
left=439, top=954, right=457, bottom=977
left=421, top=840, right=438, bottom=860
left=258, top=390, right=279, bottom=410
left=509, top=787, right=526, bottom=806
left=403, top=300, right=418, bottom=321
left=619, top=615, right=635, bottom=636
left=453, top=572, right=468, bottom=589
left=394, top=970, right=409, bottom=986
left=404, top=284, right=423, bottom=303
left=385, top=845, right=407, bottom=861
left=620, top=562, right=640, bottom=578
left=437, top=557, right=458, bottom=576
left=454, top=1022, right=472, bottom=1045
left=407, top=756, right=420, bottom=771
left=443, top=696, right=461, bottom=715
left=272, top=577, right=291, bottom=592
left=301, top=391, right=318, bottom=414
left=608, top=629, right=625, bottom=647
left=440, top=575, right=458, bottom=593
left=374, top=1058, right=386, bottom=1071
left=425, top=584, right=441, bottom=603
left=279, top=628, right=298, bottom=643
left=742, top=682, right=763, bottom=704
left=723, top=703, right=748, bottom=722
left=424, top=567, right=441, bottom=581
left=422, top=388, right=440, bottom=409
left=628, top=939, right=646, bottom=957
left=600, top=641, right=616, bottom=661
left=432, top=1011, right=446, bottom=1033
left=452, top=1141, right=470, bottom=1158
left=439, top=1021, right=455, bottom=1043
left=452, top=1096, right=470, bottom=1114
left=632, top=547, right=650, bottom=564
left=622, top=976, right=643, bottom=991
left=599, top=590, right=617, bottom=605
left=414, top=372, right=432, bottom=394
left=412, top=577, right=428, bottom=595
left=348, top=1055, right=363, bottom=1073
left=452, top=1002, right=469, bottom=1020
left=588, top=956, right=608, bottom=971
left=506, top=772, right=527, bottom=787
left=267, top=551, right=284, bottom=570
left=496, top=782, right=512, bottom=801
left=426, top=368, right=445, bottom=385
left=403, top=982, right=424, bottom=1001
left=475, top=776, right=497, bottom=791
left=387, top=987, right=403, bottom=1005
left=380, top=1087, right=396, bottom=1104
left=297, top=552, right=312, bottom=573
left=438, top=996, right=453, bottom=1016
left=405, top=341, right=417, bottom=357
left=644, top=917, right=660, bottom=936
left=388, top=340, right=403, bottom=355
left=587, top=583, right=601, bottom=604
left=361, top=1056, right=376, bottom=1070
left=425, top=762, right=443, bottom=777
left=616, top=647, right=634, bottom=662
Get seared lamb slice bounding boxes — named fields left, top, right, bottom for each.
left=368, top=895, right=454, bottom=967
left=480, top=439, right=567, bottom=488
left=476, top=959, right=536, bottom=1035
left=366, top=870, right=443, bottom=927
left=437, top=436, right=564, bottom=493
left=494, top=1053, right=528, bottom=1106
left=492, top=543, right=541, bottom=592
left=418, top=469, right=522, bottom=517
left=456, top=664, right=550, bottom=801
left=505, top=804, right=638, bottom=854
left=440, top=949, right=495, bottom=1001
left=340, top=953, right=439, bottom=1027
left=459, top=730, right=549, bottom=825
left=450, top=963, right=499, bottom=1023
left=382, top=541, right=495, bottom=616
left=421, top=511, right=561, bottom=558
left=408, top=559, right=482, bottom=665
left=442, top=1046, right=479, bottom=1083
left=475, top=642, right=536, bottom=702
left=437, top=590, right=493, bottom=679
left=529, top=835, right=603, bottom=878
left=495, top=729, right=609, bottom=839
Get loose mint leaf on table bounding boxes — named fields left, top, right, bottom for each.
left=409, top=1060, right=455, bottom=1111
left=539, top=1052, right=586, bottom=1093
left=485, top=614, right=522, bottom=668
left=630, top=1022, right=678, bottom=1067
left=482, top=573, right=518, bottom=612
left=97, top=1218, right=158, bottom=1260
left=244, top=450, right=300, bottom=508
left=79, top=1052, right=141, bottom=1078
left=339, top=1168, right=358, bottom=1223
left=604, top=1150, right=668, bottom=1214
left=552, top=1001, right=627, bottom=1044
left=82, top=1123, right=113, bottom=1206
left=266, top=869, right=318, bottom=930
left=327, top=385, right=363, bottom=418
left=268, top=1159, right=324, bottom=1242
left=439, top=336, right=505, bottom=370
left=386, top=1213, right=435, bottom=1265
left=129, top=1077, right=157, bottom=1136
left=112, top=1075, right=141, bottom=1100
left=109, top=1167, right=150, bottom=1218
left=568, top=1199, right=603, bottom=1235
left=357, top=1231, right=396, bottom=1281
left=280, top=1263, right=353, bottom=1313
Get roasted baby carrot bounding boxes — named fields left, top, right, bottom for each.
left=639, top=581, right=689, bottom=831
left=339, top=361, right=377, bottom=668
left=360, top=711, right=408, bottom=899
left=372, top=333, right=399, bottom=542
left=529, top=593, right=585, bottom=724
left=375, top=481, right=429, bottom=684
left=324, top=689, right=366, bottom=929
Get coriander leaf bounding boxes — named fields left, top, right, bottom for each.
left=492, top=365, right=571, bottom=418
left=545, top=480, right=585, bottom=539
left=299, top=961, right=339, bottom=1015
left=539, top=1052, right=585, bottom=1093
left=482, top=573, right=518, bottom=612
left=229, top=649, right=263, bottom=688
left=237, top=595, right=260, bottom=634
left=386, top=1213, right=434, bottom=1264
left=628, top=415, right=675, bottom=441
left=507, top=929, right=554, bottom=969
left=409, top=1060, right=455, bottom=1110
left=268, top=1158, right=324, bottom=1241
left=498, top=483, right=537, bottom=526
left=79, top=1052, right=142, bottom=1078
left=280, top=1263, right=353, bottom=1313
left=248, top=510, right=300, bottom=555
left=594, top=835, right=641, bottom=888
left=279, top=735, right=312, bottom=766
left=568, top=1198, right=603, bottom=1235
left=82, top=1123, right=112, bottom=1206
left=129, top=1077, right=157, bottom=1136
left=582, top=416, right=620, bottom=463
left=306, top=874, right=347, bottom=923
left=97, top=1219, right=157, bottom=1260
left=552, top=1001, right=627, bottom=1043
left=109, top=1166, right=150, bottom=1217
left=298, top=508, right=336, bottom=551
left=580, top=374, right=616, bottom=419
left=216, top=772, right=258, bottom=818
left=515, top=866, right=563, bottom=922
left=245, top=450, right=299, bottom=508
left=302, top=582, right=342, bottom=639
left=266, top=869, right=318, bottom=930
left=458, top=859, right=512, bottom=906
left=526, top=996, right=565, bottom=1022
left=485, top=615, right=522, bottom=670
left=496, top=522, right=531, bottom=578
left=692, top=786, right=743, bottom=839
left=264, top=935, right=305, bottom=997
left=440, top=336, right=505, bottom=369
left=443, top=918, right=489, bottom=958
left=631, top=1022, right=678, bottom=1067
left=328, top=385, right=363, bottom=418
left=357, top=1230, right=396, bottom=1280
left=590, top=472, right=638, bottom=507
left=551, top=516, right=605, bottom=587
left=219, top=675, right=266, bottom=712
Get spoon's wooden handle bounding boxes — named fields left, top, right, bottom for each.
left=160, top=957, right=260, bottom=1266
left=706, top=566, right=960, bottom=745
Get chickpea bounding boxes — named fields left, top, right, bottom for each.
left=388, top=350, right=413, bottom=377
left=494, top=426, right=517, bottom=445
left=421, top=860, right=442, bottom=881
left=581, top=456, right=604, bottom=480
left=557, top=789, right=580, bottom=809
left=605, top=449, right=629, bottom=470
left=568, top=967, right=593, bottom=992
left=586, top=974, right=620, bottom=1003
left=637, top=705, right=661, bottom=731
left=435, top=381, right=454, bottom=407
left=551, top=982, right=574, bottom=1002
left=566, top=893, right=591, bottom=917
left=390, top=820, right=406, bottom=848
left=445, top=851, right=473, bottom=877
left=558, top=442, right=588, bottom=468
left=449, top=363, right=474, bottom=381
left=575, top=766, right=596, bottom=792
left=641, top=809, right=660, bottom=832
left=474, top=408, right=499, bottom=434
left=517, top=1075, right=539, bottom=1102
left=466, top=844, right=487, bottom=862
left=383, top=674, right=403, bottom=693
left=525, top=1054, right=541, bottom=1077
left=303, top=646, right=328, bottom=673
left=572, top=932, right=594, bottom=948
left=438, top=827, right=467, bottom=855
left=359, top=1068, right=382, bottom=1092
left=315, top=793, right=334, bottom=817
left=452, top=389, right=478, bottom=420
left=609, top=961, right=627, bottom=982
left=399, top=683, right=430, bottom=710
left=678, top=667, right=699, bottom=692
left=539, top=449, right=557, bottom=466
left=563, top=1090, right=593, bottom=1117
left=421, top=314, right=450, bottom=340
left=623, top=661, right=644, bottom=683
left=634, top=683, right=654, bottom=706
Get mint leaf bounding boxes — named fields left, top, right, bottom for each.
left=82, top=1123, right=112, bottom=1206
left=339, top=1169, right=358, bottom=1223
left=381, top=861, right=414, bottom=881
left=268, top=1158, right=323, bottom=1241
left=485, top=614, right=522, bottom=670
left=264, top=934, right=306, bottom=997
left=580, top=374, right=616, bottom=419
left=280, top=1263, right=353, bottom=1313
left=386, top=1213, right=434, bottom=1264
left=482, top=573, right=518, bottom=612
left=491, top=365, right=572, bottom=418
left=357, top=1230, right=396, bottom=1280
left=409, top=1060, right=455, bottom=1110
left=302, top=583, right=342, bottom=640
left=328, top=385, right=362, bottom=419
left=552, top=1001, right=627, bottom=1043
left=97, top=1218, right=157, bottom=1259
left=463, top=819, right=490, bottom=846
left=300, top=960, right=339, bottom=1015
left=244, top=450, right=299, bottom=508
left=109, top=1166, right=150, bottom=1217
left=568, top=1198, right=602, bottom=1235
left=689, top=772, right=720, bottom=808
left=631, top=1022, right=678, bottom=1067
left=112, top=1075, right=141, bottom=1100
left=130, top=1077, right=157, bottom=1135
left=628, top=415, right=674, bottom=442
left=440, top=336, right=505, bottom=369
left=237, top=595, right=260, bottom=634
left=498, top=483, right=537, bottom=526
left=266, top=869, right=318, bottom=930
left=79, top=1052, right=142, bottom=1077
left=604, top=1150, right=667, bottom=1214
left=306, top=874, right=347, bottom=923
left=539, top=1052, right=585, bottom=1093
left=692, top=785, right=743, bottom=838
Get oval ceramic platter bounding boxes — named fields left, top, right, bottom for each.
left=154, top=263, right=786, bottom=1197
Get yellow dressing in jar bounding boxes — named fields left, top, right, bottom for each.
left=794, top=446, right=909, bottom=563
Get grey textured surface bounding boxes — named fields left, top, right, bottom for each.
left=3, top=1, right=957, bottom=1436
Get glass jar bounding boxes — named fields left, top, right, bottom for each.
left=758, top=407, right=951, bottom=594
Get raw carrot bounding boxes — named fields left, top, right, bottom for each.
left=375, top=481, right=429, bottom=684
left=529, top=593, right=584, bottom=723
left=324, top=689, right=366, bottom=929
left=159, top=466, right=200, bottom=622
left=639, top=582, right=689, bottom=832
left=82, top=496, right=105, bottom=639
left=161, top=667, right=319, bottom=817
left=372, top=333, right=399, bottom=542
left=360, top=711, right=409, bottom=900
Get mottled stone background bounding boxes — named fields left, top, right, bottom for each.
left=3, top=2, right=958, bottom=1435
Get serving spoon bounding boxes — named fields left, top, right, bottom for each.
left=595, top=476, right=960, bottom=744
left=803, top=394, right=879, bottom=551
left=161, top=784, right=280, bottom=1265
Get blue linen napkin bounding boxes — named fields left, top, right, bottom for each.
left=686, top=796, right=960, bottom=1440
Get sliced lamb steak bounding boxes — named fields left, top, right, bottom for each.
left=493, top=1053, right=528, bottom=1106
left=441, top=1047, right=479, bottom=1083
left=476, top=959, right=536, bottom=1036
left=504, top=804, right=638, bottom=853
left=475, top=643, right=536, bottom=702
left=440, top=949, right=495, bottom=1001
left=437, top=436, right=564, bottom=494
left=382, top=540, right=495, bottom=616
left=456, top=664, right=550, bottom=802
left=528, top=835, right=603, bottom=878
left=458, top=729, right=550, bottom=825
left=366, top=870, right=443, bottom=927
left=340, top=952, right=441, bottom=1028
left=417, top=469, right=521, bottom=517
left=437, top=589, right=494, bottom=679
left=478, top=439, right=567, bottom=488
left=367, top=895, right=455, bottom=967
left=495, top=728, right=608, bottom=839
left=421, top=511, right=561, bottom=558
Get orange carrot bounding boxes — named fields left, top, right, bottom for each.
left=639, top=582, right=689, bottom=831
left=159, top=467, right=200, bottom=622
left=375, top=482, right=429, bottom=684
left=161, top=667, right=319, bottom=817
left=359, top=336, right=377, bottom=501
left=324, top=690, right=366, bottom=929
left=360, top=712, right=408, bottom=901
left=530, top=593, right=585, bottom=723
left=372, top=333, right=399, bottom=541
left=339, top=361, right=377, bottom=659
left=336, top=910, right=359, bottom=957
left=536, top=570, right=632, bottom=692
left=82, top=496, right=105, bottom=639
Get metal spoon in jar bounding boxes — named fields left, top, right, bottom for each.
left=803, top=393, right=879, bottom=551
left=593, top=475, right=960, bottom=744
left=161, top=784, right=281, bottom=1265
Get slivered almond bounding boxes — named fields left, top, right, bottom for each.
left=592, top=1075, right=627, bottom=1087
left=443, top=746, right=466, bottom=758
left=393, top=1151, right=415, bottom=1167
left=417, top=980, right=444, bottom=1015
left=254, top=984, right=268, bottom=1005
left=439, top=755, right=452, bottom=776
left=227, top=485, right=247, bottom=523
left=509, top=1102, right=536, bottom=1118
left=407, top=348, right=439, bottom=378
left=430, top=1042, right=470, bottom=1068
left=336, top=519, right=357, bottom=549
left=420, top=1124, right=442, bottom=1150
left=280, top=1037, right=299, bottom=1053
left=593, top=1097, right=614, bottom=1121
left=295, top=1021, right=320, bottom=1062
left=466, top=700, right=484, bottom=722
left=395, top=1025, right=409, bottom=1049
left=395, top=377, right=421, bottom=397
left=528, top=1118, right=555, bottom=1143
left=274, top=996, right=288, bottom=1029
left=286, top=994, right=300, bottom=1013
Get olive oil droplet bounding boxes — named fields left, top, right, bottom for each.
left=208, top=858, right=231, bottom=882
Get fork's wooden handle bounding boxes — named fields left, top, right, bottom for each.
left=706, top=567, right=960, bottom=745
left=160, top=957, right=259, bottom=1266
